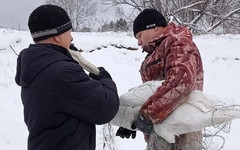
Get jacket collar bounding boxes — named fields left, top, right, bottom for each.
left=142, top=23, right=193, bottom=54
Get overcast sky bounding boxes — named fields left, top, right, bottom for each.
left=0, top=0, right=133, bottom=31
left=0, top=0, right=46, bottom=30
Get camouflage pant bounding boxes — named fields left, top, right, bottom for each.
left=146, top=131, right=203, bottom=150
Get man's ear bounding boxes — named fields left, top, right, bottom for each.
left=155, top=27, right=163, bottom=32
left=53, top=35, right=61, bottom=43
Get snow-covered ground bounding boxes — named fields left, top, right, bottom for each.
left=0, top=28, right=240, bottom=150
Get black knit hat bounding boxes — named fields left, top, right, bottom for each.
left=133, top=9, right=167, bottom=37
left=28, top=4, right=72, bottom=42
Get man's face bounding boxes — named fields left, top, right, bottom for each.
left=135, top=27, right=161, bottom=48
left=58, top=30, right=73, bottom=50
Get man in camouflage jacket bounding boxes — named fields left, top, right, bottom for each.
left=117, top=9, right=204, bottom=150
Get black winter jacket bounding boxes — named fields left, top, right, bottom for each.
left=15, top=44, right=119, bottom=150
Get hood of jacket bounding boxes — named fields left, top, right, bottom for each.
left=15, top=44, right=73, bottom=87
left=142, top=23, right=193, bottom=54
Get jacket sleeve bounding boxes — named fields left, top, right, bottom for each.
left=57, top=63, right=119, bottom=125
left=140, top=36, right=200, bottom=123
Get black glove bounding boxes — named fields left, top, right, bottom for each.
left=116, top=127, right=136, bottom=139
left=89, top=67, right=112, bottom=80
left=131, top=114, right=153, bottom=135
left=69, top=44, right=79, bottom=51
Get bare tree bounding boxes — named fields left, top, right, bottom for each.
left=46, top=0, right=97, bottom=31
left=103, top=0, right=240, bottom=34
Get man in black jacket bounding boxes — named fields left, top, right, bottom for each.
left=15, top=4, right=119, bottom=150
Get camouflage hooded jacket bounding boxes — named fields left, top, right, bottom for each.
left=140, top=23, right=204, bottom=123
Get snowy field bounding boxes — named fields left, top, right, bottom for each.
left=0, top=28, right=240, bottom=150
